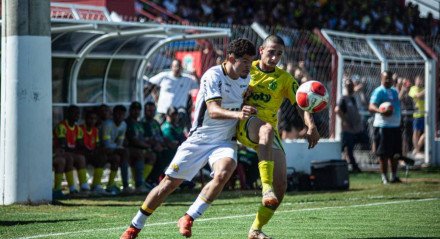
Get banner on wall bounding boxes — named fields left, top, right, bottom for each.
left=175, top=51, right=202, bottom=78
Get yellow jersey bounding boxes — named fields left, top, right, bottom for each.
left=245, top=60, right=299, bottom=127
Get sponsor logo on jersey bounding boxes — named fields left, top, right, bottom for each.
left=268, top=80, right=278, bottom=91
left=249, top=92, right=271, bottom=103
left=170, top=163, right=180, bottom=172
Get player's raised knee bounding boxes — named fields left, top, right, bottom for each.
left=259, top=123, right=274, bottom=138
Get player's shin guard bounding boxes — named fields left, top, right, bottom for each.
left=131, top=203, right=154, bottom=229
left=251, top=205, right=275, bottom=231
left=258, top=160, right=274, bottom=193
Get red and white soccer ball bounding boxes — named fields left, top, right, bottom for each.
left=296, top=80, right=329, bottom=113
left=379, top=101, right=393, bottom=114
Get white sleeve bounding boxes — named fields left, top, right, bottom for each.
left=202, top=71, right=222, bottom=101
left=148, top=72, right=166, bottom=85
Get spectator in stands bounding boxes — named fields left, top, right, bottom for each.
left=101, top=105, right=131, bottom=194
left=161, top=106, right=186, bottom=147
left=144, top=59, right=198, bottom=127
left=397, top=77, right=414, bottom=156
left=152, top=0, right=438, bottom=36
left=408, top=75, right=425, bottom=159
left=369, top=71, right=402, bottom=184
left=142, top=102, right=168, bottom=187
left=279, top=63, right=304, bottom=140
left=80, top=110, right=109, bottom=195
left=351, top=76, right=371, bottom=144
left=125, top=102, right=151, bottom=194
left=335, top=79, right=368, bottom=173
left=53, top=105, right=89, bottom=194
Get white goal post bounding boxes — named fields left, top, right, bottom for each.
left=321, top=29, right=437, bottom=166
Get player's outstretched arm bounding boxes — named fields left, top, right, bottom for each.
left=206, top=100, right=256, bottom=120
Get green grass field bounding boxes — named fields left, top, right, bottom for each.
left=1, top=169, right=440, bottom=239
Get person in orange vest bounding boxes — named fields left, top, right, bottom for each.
left=54, top=105, right=90, bottom=195
left=80, top=109, right=109, bottom=195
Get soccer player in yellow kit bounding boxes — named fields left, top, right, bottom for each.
left=237, top=35, right=320, bottom=239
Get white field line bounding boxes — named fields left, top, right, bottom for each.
left=15, top=197, right=439, bottom=239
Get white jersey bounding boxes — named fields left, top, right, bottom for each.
left=188, top=65, right=250, bottom=143
left=147, top=71, right=199, bottom=114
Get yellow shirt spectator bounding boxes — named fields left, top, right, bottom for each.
left=408, top=85, right=424, bottom=118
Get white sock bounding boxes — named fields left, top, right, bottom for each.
left=131, top=210, right=149, bottom=229
left=186, top=195, right=211, bottom=220
left=381, top=174, right=388, bottom=182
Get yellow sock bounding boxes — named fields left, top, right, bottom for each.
left=54, top=173, right=63, bottom=191
left=107, top=170, right=117, bottom=187
left=140, top=202, right=155, bottom=215
left=143, top=164, right=154, bottom=179
left=65, top=171, right=75, bottom=187
left=131, top=167, right=136, bottom=182
left=92, top=168, right=104, bottom=187
left=251, top=205, right=275, bottom=230
left=78, top=168, right=88, bottom=184
left=258, top=160, right=274, bottom=193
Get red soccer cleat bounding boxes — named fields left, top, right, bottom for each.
left=178, top=214, right=194, bottom=238
left=120, top=226, right=141, bottom=239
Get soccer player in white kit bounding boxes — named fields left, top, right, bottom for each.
left=120, top=38, right=257, bottom=239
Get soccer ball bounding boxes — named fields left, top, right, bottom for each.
left=296, top=80, right=329, bottom=113
left=379, top=101, right=393, bottom=114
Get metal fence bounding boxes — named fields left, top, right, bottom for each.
left=420, top=35, right=440, bottom=139
left=321, top=30, right=434, bottom=165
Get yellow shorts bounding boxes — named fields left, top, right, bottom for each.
left=236, top=116, right=284, bottom=152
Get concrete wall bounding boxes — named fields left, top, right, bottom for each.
left=283, top=139, right=341, bottom=174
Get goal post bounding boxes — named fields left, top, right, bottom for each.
left=321, top=29, right=437, bottom=166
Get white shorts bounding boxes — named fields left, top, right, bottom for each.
left=165, top=141, right=238, bottom=181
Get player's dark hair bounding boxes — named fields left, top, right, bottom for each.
left=144, top=101, right=156, bottom=107
left=166, top=106, right=178, bottom=116
left=65, top=105, right=79, bottom=117
left=262, top=35, right=285, bottom=47
left=227, top=38, right=256, bottom=58
left=84, top=109, right=97, bottom=118
left=129, top=101, right=142, bottom=110
left=113, top=104, right=127, bottom=113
